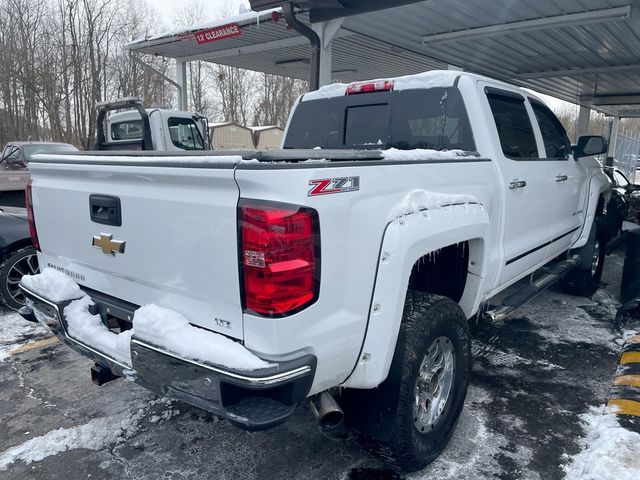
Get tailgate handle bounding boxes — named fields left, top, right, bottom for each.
left=89, top=195, right=122, bottom=226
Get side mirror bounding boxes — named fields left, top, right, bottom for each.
left=573, top=135, right=608, bottom=159
left=5, top=157, right=25, bottom=168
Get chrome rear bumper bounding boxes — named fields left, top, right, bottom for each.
left=18, top=283, right=316, bottom=430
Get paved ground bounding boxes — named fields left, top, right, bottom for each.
left=0, top=251, right=633, bottom=479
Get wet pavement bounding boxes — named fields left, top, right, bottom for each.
left=0, top=251, right=632, bottom=479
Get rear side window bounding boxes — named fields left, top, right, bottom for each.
left=531, top=101, right=571, bottom=159
left=487, top=91, right=539, bottom=159
left=111, top=120, right=143, bottom=140
left=168, top=117, right=205, bottom=150
left=284, top=87, right=476, bottom=151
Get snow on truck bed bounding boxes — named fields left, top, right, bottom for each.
left=20, top=268, right=273, bottom=371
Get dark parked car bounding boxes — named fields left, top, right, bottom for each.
left=604, top=167, right=640, bottom=228
left=0, top=207, right=38, bottom=309
left=0, top=141, right=78, bottom=193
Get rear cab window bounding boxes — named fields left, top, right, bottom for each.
left=284, top=87, right=476, bottom=152
left=111, top=120, right=143, bottom=140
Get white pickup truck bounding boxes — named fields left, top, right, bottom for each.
left=18, top=70, right=610, bottom=472
left=95, top=97, right=210, bottom=151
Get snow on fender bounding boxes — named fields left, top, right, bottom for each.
left=388, top=188, right=479, bottom=221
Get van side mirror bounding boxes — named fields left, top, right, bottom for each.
left=573, top=135, right=608, bottom=159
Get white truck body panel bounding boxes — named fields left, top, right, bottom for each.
left=26, top=70, right=611, bottom=396
left=30, top=157, right=245, bottom=340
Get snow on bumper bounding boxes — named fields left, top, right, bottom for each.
left=18, top=269, right=316, bottom=429
left=20, top=268, right=271, bottom=370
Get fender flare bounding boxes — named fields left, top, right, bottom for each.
left=342, top=203, right=491, bottom=389
left=572, top=173, right=610, bottom=250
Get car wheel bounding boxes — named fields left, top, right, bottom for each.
left=560, top=222, right=605, bottom=297
left=0, top=246, right=39, bottom=310
left=359, top=291, right=471, bottom=472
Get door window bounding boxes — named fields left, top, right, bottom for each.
left=613, top=169, right=629, bottom=188
left=167, top=117, right=205, bottom=150
left=487, top=91, right=539, bottom=159
left=531, top=101, right=571, bottom=159
left=5, top=146, right=20, bottom=160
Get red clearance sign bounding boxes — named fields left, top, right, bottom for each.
left=194, top=23, right=241, bottom=44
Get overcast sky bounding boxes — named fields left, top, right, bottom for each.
left=147, top=0, right=574, bottom=114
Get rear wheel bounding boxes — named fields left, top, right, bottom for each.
left=360, top=291, right=471, bottom=472
left=0, top=246, right=39, bottom=310
left=560, top=222, right=605, bottom=297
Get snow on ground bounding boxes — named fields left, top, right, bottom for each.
left=513, top=286, right=620, bottom=350
left=409, top=387, right=533, bottom=480
left=563, top=406, right=640, bottom=480
left=0, top=407, right=145, bottom=470
left=0, top=310, right=48, bottom=362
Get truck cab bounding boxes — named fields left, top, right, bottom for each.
left=96, top=97, right=210, bottom=151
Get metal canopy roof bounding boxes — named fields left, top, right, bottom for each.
left=128, top=0, right=640, bottom=117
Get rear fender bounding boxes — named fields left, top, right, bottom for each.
left=342, top=203, right=490, bottom=389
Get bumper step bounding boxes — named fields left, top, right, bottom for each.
left=225, top=397, right=297, bottom=431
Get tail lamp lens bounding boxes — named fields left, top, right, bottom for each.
left=25, top=181, right=40, bottom=251
left=240, top=202, right=319, bottom=316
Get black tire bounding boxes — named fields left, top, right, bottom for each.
left=0, top=246, right=39, bottom=310
left=360, top=291, right=471, bottom=472
left=560, top=222, right=605, bottom=297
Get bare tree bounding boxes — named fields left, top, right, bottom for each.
left=253, top=73, right=307, bottom=127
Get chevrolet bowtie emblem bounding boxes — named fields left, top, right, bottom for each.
left=92, top=233, right=126, bottom=255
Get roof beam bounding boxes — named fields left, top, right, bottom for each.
left=581, top=94, right=640, bottom=106
left=177, top=35, right=308, bottom=62
left=176, top=30, right=354, bottom=63
left=518, top=63, right=640, bottom=79
left=421, top=6, right=631, bottom=45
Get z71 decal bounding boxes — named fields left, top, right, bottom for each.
left=308, top=176, right=360, bottom=196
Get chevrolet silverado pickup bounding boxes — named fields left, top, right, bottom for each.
left=18, top=70, right=610, bottom=472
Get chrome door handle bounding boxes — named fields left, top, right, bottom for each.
left=555, top=175, right=568, bottom=182
left=509, top=180, right=527, bottom=189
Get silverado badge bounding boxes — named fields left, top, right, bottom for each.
left=92, top=233, right=126, bottom=255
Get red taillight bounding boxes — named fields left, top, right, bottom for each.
left=25, top=181, right=40, bottom=251
left=240, top=201, right=319, bottom=317
left=346, top=80, right=394, bottom=95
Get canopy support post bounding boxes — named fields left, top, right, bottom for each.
left=312, top=18, right=343, bottom=87
left=576, top=106, right=591, bottom=142
left=607, top=116, right=620, bottom=167
left=176, top=60, right=188, bottom=111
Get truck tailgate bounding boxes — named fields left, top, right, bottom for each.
left=29, top=157, right=244, bottom=340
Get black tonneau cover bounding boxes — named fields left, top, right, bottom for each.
left=29, top=149, right=385, bottom=163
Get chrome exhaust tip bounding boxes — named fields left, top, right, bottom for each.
left=310, top=391, right=345, bottom=429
